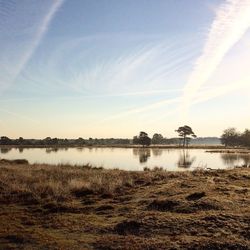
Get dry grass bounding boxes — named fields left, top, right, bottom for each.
left=0, top=161, right=249, bottom=249
left=0, top=163, right=137, bottom=203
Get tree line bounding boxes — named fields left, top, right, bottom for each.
left=0, top=126, right=249, bottom=148
left=133, top=126, right=196, bottom=147
left=0, top=125, right=195, bottom=147
left=221, top=128, right=250, bottom=147
left=133, top=126, right=250, bottom=148
left=0, top=135, right=180, bottom=146
left=0, top=137, right=130, bottom=146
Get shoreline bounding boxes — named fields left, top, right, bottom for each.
left=206, top=149, right=250, bottom=154
left=0, top=144, right=247, bottom=150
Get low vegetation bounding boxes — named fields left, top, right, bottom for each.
left=0, top=160, right=249, bottom=249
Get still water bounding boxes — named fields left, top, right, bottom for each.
left=0, top=147, right=249, bottom=171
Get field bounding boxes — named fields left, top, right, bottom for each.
left=0, top=160, right=249, bottom=249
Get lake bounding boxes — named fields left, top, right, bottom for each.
left=1, top=147, right=249, bottom=171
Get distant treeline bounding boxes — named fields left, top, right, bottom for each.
left=0, top=135, right=221, bottom=146
left=1, top=127, right=249, bottom=148
left=0, top=137, right=129, bottom=146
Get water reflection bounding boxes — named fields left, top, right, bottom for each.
left=0, top=146, right=249, bottom=170
left=220, top=153, right=238, bottom=166
left=151, top=148, right=163, bottom=157
left=46, top=148, right=59, bottom=153
left=133, top=148, right=151, bottom=163
left=241, top=154, right=250, bottom=166
left=221, top=153, right=250, bottom=167
left=45, top=147, right=69, bottom=153
left=0, top=148, right=12, bottom=154
left=177, top=150, right=196, bottom=168
left=76, top=147, right=84, bottom=152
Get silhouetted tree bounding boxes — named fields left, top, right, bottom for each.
left=76, top=137, right=85, bottom=146
left=0, top=136, right=12, bottom=145
left=175, top=125, right=196, bottom=147
left=133, top=132, right=151, bottom=147
left=132, top=136, right=139, bottom=144
left=43, top=137, right=52, bottom=145
left=51, top=138, right=58, bottom=145
left=18, top=137, right=24, bottom=145
left=240, top=129, right=250, bottom=147
left=221, top=128, right=240, bottom=147
left=151, top=133, right=164, bottom=144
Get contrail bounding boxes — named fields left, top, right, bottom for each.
left=102, top=77, right=250, bottom=122
left=15, top=0, right=64, bottom=80
left=0, top=1, right=64, bottom=123
left=0, top=87, right=213, bottom=103
left=182, top=0, right=250, bottom=116
left=0, top=0, right=64, bottom=91
left=147, top=78, right=250, bottom=125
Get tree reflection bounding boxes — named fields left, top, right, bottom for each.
left=220, top=153, right=238, bottom=166
left=45, top=148, right=59, bottom=153
left=240, top=154, right=250, bottom=166
left=0, top=148, right=12, bottom=154
left=77, top=147, right=84, bottom=152
left=221, top=153, right=250, bottom=167
left=152, top=148, right=163, bottom=157
left=133, top=148, right=151, bottom=163
left=18, top=148, right=24, bottom=153
left=177, top=150, right=196, bottom=168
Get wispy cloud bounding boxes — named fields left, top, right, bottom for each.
left=0, top=87, right=188, bottom=103
left=0, top=0, right=64, bottom=92
left=20, top=35, right=198, bottom=97
left=103, top=78, right=250, bottom=122
left=16, top=0, right=64, bottom=78
left=182, top=0, right=250, bottom=115
left=146, top=77, right=250, bottom=125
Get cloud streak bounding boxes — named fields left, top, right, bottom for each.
left=182, top=0, right=250, bottom=115
left=0, top=0, right=64, bottom=92
left=0, top=87, right=192, bottom=103
left=17, top=0, right=64, bottom=79
left=103, top=77, right=250, bottom=122
left=19, top=33, right=199, bottom=97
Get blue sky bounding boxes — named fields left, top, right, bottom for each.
left=0, top=0, right=250, bottom=138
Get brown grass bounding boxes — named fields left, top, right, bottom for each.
left=0, top=161, right=249, bottom=249
left=0, top=163, right=139, bottom=203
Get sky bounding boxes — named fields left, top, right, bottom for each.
left=0, top=0, right=250, bottom=139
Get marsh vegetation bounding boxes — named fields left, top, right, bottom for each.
left=0, top=161, right=249, bottom=249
